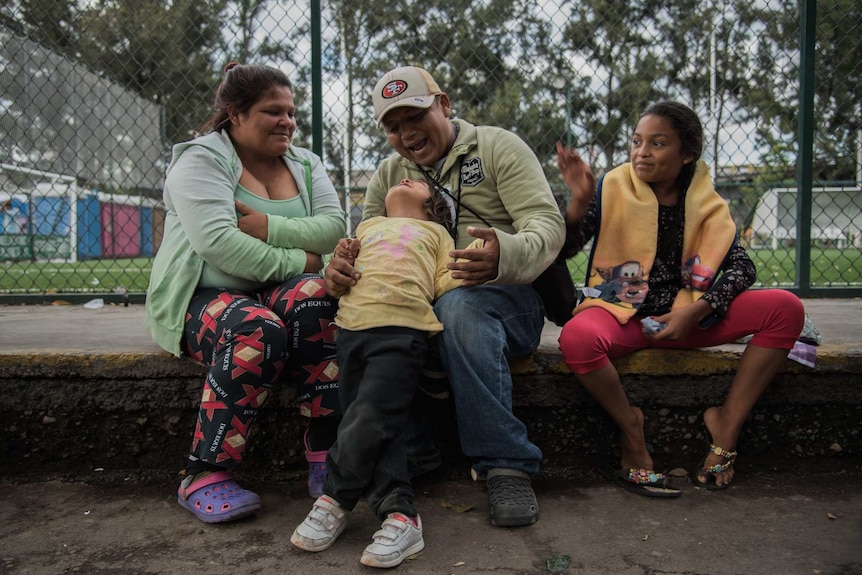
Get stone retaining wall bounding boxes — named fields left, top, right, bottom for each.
left=1, top=344, right=860, bottom=480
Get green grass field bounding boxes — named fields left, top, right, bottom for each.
left=0, top=248, right=860, bottom=295
left=0, top=258, right=153, bottom=294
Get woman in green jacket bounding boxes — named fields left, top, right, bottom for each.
left=145, top=63, right=346, bottom=523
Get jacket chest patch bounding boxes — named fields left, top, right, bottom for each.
left=460, top=157, right=485, bottom=187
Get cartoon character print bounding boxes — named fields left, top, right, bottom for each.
left=591, top=260, right=649, bottom=307
left=682, top=255, right=715, bottom=291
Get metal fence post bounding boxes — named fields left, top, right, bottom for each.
left=795, top=0, right=816, bottom=296
left=311, top=0, right=323, bottom=160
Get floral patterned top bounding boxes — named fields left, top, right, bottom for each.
left=563, top=198, right=756, bottom=317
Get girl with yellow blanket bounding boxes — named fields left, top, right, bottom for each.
left=556, top=101, right=804, bottom=496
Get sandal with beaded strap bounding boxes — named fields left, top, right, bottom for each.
left=691, top=443, right=737, bottom=491
left=598, top=463, right=682, bottom=498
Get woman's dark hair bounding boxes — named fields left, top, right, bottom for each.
left=640, top=100, right=703, bottom=192
left=199, top=62, right=293, bottom=134
left=422, top=179, right=455, bottom=236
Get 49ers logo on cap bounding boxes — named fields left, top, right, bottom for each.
left=382, top=80, right=407, bottom=99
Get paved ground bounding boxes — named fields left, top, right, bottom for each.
left=0, top=468, right=860, bottom=575
left=0, top=298, right=860, bottom=353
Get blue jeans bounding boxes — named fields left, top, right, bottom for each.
left=433, top=284, right=545, bottom=476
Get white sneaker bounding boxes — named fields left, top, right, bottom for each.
left=360, top=512, right=425, bottom=568
left=290, top=495, right=347, bottom=552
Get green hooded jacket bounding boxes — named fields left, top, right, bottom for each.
left=145, top=131, right=345, bottom=356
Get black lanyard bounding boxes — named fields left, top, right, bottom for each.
left=413, top=158, right=492, bottom=241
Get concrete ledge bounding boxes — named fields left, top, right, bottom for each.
left=3, top=339, right=860, bottom=406
left=1, top=340, right=860, bottom=479
left=510, top=340, right=862, bottom=406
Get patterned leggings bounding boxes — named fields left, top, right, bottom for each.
left=182, top=274, right=339, bottom=468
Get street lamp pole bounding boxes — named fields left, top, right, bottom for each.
left=565, top=85, right=573, bottom=147
left=552, top=77, right=574, bottom=147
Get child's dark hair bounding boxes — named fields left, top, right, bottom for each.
left=199, top=62, right=293, bottom=134
left=422, top=178, right=455, bottom=236
left=640, top=100, right=703, bottom=192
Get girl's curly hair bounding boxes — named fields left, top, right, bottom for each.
left=421, top=178, right=455, bottom=237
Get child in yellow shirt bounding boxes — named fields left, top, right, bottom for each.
left=291, top=179, right=479, bottom=568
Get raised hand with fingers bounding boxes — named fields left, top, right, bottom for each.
left=555, top=142, right=596, bottom=223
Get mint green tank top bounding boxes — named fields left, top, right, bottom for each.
left=198, top=186, right=307, bottom=291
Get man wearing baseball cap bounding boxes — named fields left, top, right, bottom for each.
left=325, top=66, right=565, bottom=530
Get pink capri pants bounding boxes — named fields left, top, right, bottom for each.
left=559, top=289, right=805, bottom=375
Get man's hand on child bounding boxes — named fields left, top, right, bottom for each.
left=448, top=226, right=499, bottom=286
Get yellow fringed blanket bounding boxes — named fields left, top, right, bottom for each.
left=575, top=160, right=736, bottom=323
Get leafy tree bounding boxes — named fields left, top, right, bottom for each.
left=220, top=0, right=308, bottom=76
left=745, top=0, right=861, bottom=182
left=379, top=0, right=562, bottom=162
left=9, top=0, right=227, bottom=146
left=659, top=0, right=765, bottom=168
left=74, top=0, right=224, bottom=145
left=556, top=0, right=671, bottom=172
left=315, top=0, right=404, bottom=185
left=318, top=0, right=561, bottom=186
left=15, top=0, right=78, bottom=52
left=226, top=0, right=268, bottom=64
left=216, top=0, right=315, bottom=149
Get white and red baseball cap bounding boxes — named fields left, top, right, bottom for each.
left=372, top=66, right=443, bottom=126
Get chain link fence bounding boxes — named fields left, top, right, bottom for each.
left=1, top=0, right=860, bottom=301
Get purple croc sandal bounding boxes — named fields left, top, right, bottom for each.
left=177, top=471, right=261, bottom=523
